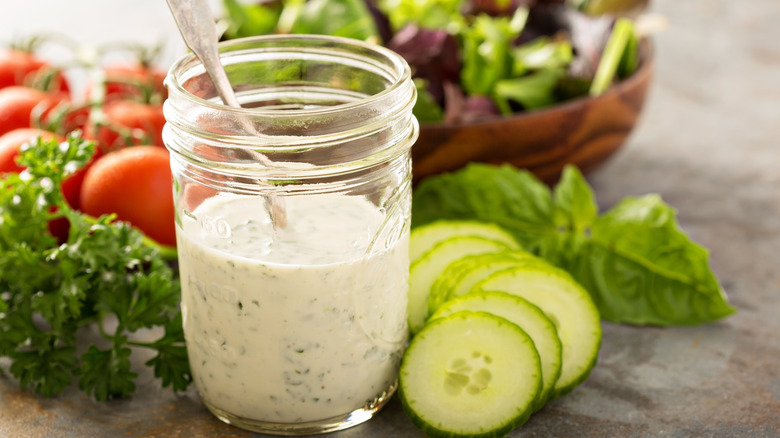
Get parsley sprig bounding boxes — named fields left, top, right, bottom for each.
left=0, top=132, right=191, bottom=400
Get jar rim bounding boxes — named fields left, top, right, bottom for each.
left=163, top=33, right=418, bottom=180
left=165, top=34, right=412, bottom=118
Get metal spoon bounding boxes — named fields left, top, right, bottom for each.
left=165, top=0, right=287, bottom=228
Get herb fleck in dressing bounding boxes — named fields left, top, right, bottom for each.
left=177, top=194, right=409, bottom=423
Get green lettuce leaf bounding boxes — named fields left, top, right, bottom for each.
left=413, top=78, right=444, bottom=123
left=494, top=68, right=566, bottom=111
left=380, top=0, right=466, bottom=31
left=289, top=0, right=380, bottom=42
left=221, top=0, right=282, bottom=40
left=511, top=37, right=574, bottom=74
left=460, top=12, right=525, bottom=98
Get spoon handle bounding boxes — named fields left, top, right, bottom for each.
left=165, top=0, right=241, bottom=108
left=164, top=0, right=288, bottom=229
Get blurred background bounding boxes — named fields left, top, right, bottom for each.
left=2, top=0, right=778, bottom=192
left=0, top=0, right=187, bottom=98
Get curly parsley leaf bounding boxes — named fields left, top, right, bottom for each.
left=9, top=341, right=78, bottom=397
left=0, top=133, right=190, bottom=400
left=144, top=312, right=191, bottom=392
left=77, top=343, right=137, bottom=401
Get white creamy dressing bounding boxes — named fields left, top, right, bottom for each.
left=176, top=193, right=409, bottom=423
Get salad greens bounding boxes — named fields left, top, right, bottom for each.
left=380, top=0, right=466, bottom=31
left=590, top=17, right=637, bottom=95
left=412, top=163, right=736, bottom=326
left=285, top=0, right=380, bottom=40
left=0, top=133, right=190, bottom=400
left=219, top=0, right=643, bottom=123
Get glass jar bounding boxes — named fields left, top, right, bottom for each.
left=163, top=35, right=417, bottom=435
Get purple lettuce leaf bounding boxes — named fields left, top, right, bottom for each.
left=387, top=24, right=461, bottom=104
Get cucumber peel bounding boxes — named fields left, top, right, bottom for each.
left=474, top=265, right=602, bottom=398
left=428, top=250, right=547, bottom=316
left=403, top=220, right=604, bottom=436
left=410, top=220, right=520, bottom=264
left=399, top=311, right=542, bottom=438
left=408, top=235, right=516, bottom=334
left=430, top=291, right=563, bottom=410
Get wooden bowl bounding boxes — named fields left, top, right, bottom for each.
left=411, top=40, right=654, bottom=184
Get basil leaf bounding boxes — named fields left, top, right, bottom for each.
left=548, top=165, right=598, bottom=269
left=553, top=165, right=597, bottom=232
left=412, top=163, right=557, bottom=254
left=411, top=164, right=735, bottom=326
left=570, top=195, right=736, bottom=325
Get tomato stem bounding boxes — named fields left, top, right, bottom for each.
left=141, top=234, right=179, bottom=262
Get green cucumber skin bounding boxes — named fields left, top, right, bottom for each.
left=474, top=266, right=602, bottom=399
left=430, top=291, right=563, bottom=411
left=550, top=332, right=600, bottom=399
left=427, top=250, right=541, bottom=316
left=399, top=394, right=518, bottom=438
left=399, top=312, right=541, bottom=438
left=408, top=236, right=514, bottom=334
left=437, top=255, right=551, bottom=314
left=410, top=220, right=520, bottom=263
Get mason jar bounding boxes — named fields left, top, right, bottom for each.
left=162, top=35, right=417, bottom=435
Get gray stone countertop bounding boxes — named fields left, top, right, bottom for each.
left=1, top=0, right=779, bottom=437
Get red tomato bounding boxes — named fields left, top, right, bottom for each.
left=0, top=49, right=69, bottom=93
left=0, top=128, right=63, bottom=175
left=0, top=86, right=68, bottom=136
left=59, top=104, right=91, bottom=135
left=80, top=146, right=175, bottom=246
left=0, top=127, right=60, bottom=173
left=84, top=100, right=166, bottom=151
left=85, top=64, right=167, bottom=104
left=0, top=127, right=99, bottom=208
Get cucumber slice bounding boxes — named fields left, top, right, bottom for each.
left=474, top=266, right=602, bottom=398
left=408, top=236, right=513, bottom=334
left=399, top=311, right=542, bottom=438
left=410, top=220, right=519, bottom=264
left=427, top=250, right=543, bottom=316
left=430, top=291, right=563, bottom=410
